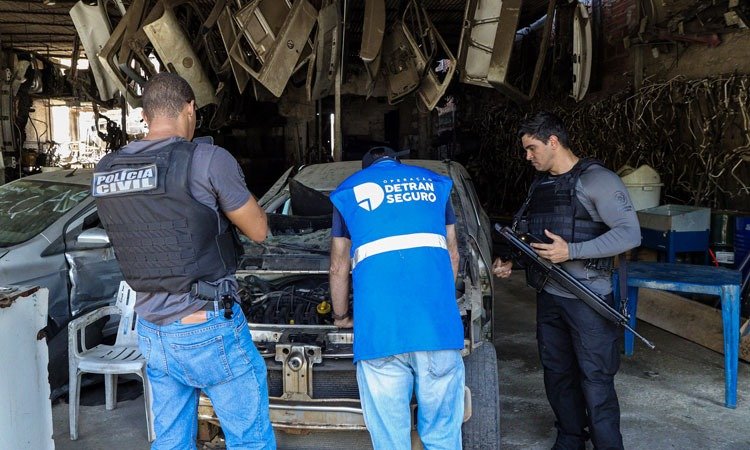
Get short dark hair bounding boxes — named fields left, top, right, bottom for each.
left=517, top=111, right=570, bottom=148
left=362, top=146, right=397, bottom=169
left=141, top=72, right=195, bottom=120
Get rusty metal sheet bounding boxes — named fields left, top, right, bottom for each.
left=199, top=394, right=367, bottom=431
left=0, top=286, right=39, bottom=308
left=143, top=5, right=218, bottom=107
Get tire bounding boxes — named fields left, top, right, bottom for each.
left=462, top=341, right=500, bottom=450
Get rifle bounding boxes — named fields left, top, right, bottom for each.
left=496, top=224, right=655, bottom=349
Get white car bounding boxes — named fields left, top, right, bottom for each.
left=201, top=160, right=500, bottom=449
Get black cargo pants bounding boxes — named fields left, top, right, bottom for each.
left=536, top=290, right=624, bottom=450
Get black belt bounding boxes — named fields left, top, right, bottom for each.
left=190, top=280, right=235, bottom=318
left=198, top=300, right=224, bottom=311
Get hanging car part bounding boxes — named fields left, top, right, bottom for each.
left=571, top=2, right=593, bottom=102
left=142, top=2, right=218, bottom=107
left=228, top=0, right=317, bottom=98
left=69, top=0, right=119, bottom=101
left=307, top=0, right=341, bottom=101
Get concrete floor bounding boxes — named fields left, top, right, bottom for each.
left=52, top=273, right=750, bottom=449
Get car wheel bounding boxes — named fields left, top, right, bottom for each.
left=462, top=341, right=500, bottom=450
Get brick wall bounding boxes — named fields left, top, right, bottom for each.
left=600, top=0, right=638, bottom=92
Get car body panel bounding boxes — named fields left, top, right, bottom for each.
left=457, top=0, right=503, bottom=88
left=487, top=0, right=556, bottom=103
left=360, top=0, right=385, bottom=63
left=230, top=0, right=317, bottom=98
left=307, top=1, right=341, bottom=101
left=572, top=3, right=593, bottom=102
left=69, top=1, right=119, bottom=101
left=143, top=3, right=218, bottom=107
left=217, top=8, right=251, bottom=94
left=0, top=169, right=122, bottom=327
left=97, top=0, right=153, bottom=107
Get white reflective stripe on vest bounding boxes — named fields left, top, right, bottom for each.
left=351, top=233, right=447, bottom=269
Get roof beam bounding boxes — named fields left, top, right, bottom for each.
left=0, top=22, right=76, bottom=27
left=0, top=31, right=76, bottom=36
left=0, top=9, right=71, bottom=16
left=0, top=1, right=76, bottom=9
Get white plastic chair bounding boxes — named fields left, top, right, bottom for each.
left=68, top=281, right=155, bottom=442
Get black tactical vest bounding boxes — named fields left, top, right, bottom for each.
left=514, top=158, right=611, bottom=268
left=93, top=141, right=240, bottom=293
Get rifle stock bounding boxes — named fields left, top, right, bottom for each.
left=495, top=224, right=655, bottom=350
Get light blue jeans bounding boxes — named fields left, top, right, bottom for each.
left=137, top=303, right=276, bottom=450
left=356, top=350, right=465, bottom=450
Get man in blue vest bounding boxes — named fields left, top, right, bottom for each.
left=494, top=112, right=640, bottom=450
left=329, top=148, right=465, bottom=450
left=93, top=73, right=275, bottom=449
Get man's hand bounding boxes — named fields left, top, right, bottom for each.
left=492, top=258, right=513, bottom=278
left=334, top=316, right=354, bottom=328
left=530, top=229, right=570, bottom=263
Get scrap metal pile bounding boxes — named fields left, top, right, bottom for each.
left=69, top=0, right=465, bottom=129
left=463, top=75, right=750, bottom=215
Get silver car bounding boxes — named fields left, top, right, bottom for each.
left=0, top=168, right=123, bottom=393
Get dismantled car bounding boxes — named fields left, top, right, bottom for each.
left=196, top=159, right=500, bottom=449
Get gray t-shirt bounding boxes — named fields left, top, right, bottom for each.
left=543, top=164, right=641, bottom=298
left=116, top=136, right=251, bottom=324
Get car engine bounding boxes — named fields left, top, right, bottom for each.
left=237, top=274, right=351, bottom=326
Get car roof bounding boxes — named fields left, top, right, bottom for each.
left=293, top=159, right=454, bottom=192
left=14, top=168, right=93, bottom=186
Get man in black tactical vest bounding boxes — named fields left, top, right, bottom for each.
left=493, top=112, right=641, bottom=450
left=93, top=73, right=276, bottom=449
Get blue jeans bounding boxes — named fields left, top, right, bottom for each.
left=356, top=350, right=465, bottom=450
left=137, top=303, right=276, bottom=450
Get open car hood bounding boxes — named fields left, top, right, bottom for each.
left=240, top=214, right=332, bottom=272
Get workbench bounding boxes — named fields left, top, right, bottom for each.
left=613, top=262, right=742, bottom=408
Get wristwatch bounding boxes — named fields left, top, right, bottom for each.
left=331, top=310, right=350, bottom=320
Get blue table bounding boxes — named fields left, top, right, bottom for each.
left=613, top=262, right=742, bottom=408
left=640, top=229, right=709, bottom=263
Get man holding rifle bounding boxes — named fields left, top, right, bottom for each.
left=493, top=112, right=641, bottom=450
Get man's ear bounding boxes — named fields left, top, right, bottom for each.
left=548, top=135, right=560, bottom=149
left=140, top=109, right=148, bottom=124
left=183, top=100, right=194, bottom=117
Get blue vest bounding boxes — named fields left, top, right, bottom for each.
left=330, top=160, right=464, bottom=362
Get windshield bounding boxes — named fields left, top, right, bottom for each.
left=0, top=180, right=90, bottom=247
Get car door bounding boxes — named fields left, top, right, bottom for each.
left=62, top=206, right=123, bottom=316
